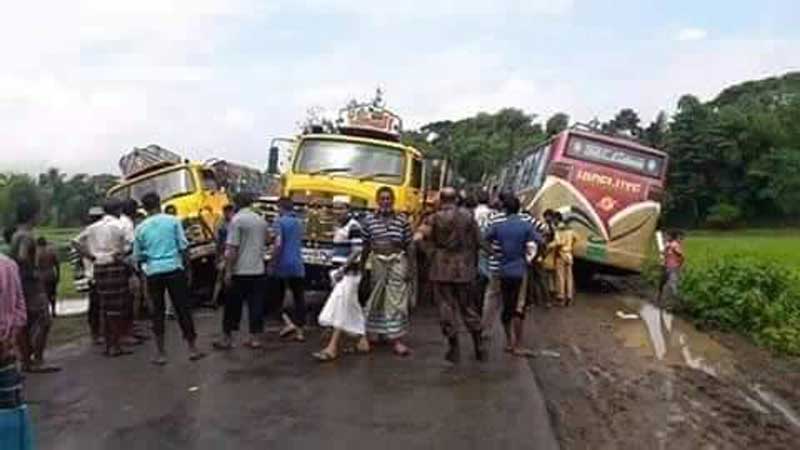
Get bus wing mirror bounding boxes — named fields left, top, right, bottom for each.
left=267, top=146, right=280, bottom=174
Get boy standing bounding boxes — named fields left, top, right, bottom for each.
left=658, top=230, right=684, bottom=307
left=553, top=213, right=578, bottom=307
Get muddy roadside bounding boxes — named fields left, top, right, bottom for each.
left=527, top=279, right=800, bottom=450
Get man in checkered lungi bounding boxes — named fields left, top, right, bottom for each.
left=74, top=199, right=133, bottom=357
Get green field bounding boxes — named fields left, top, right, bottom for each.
left=0, top=227, right=82, bottom=299
left=41, top=228, right=81, bottom=299
left=683, top=229, right=800, bottom=270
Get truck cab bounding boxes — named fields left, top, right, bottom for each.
left=261, top=94, right=428, bottom=289
left=108, top=145, right=230, bottom=300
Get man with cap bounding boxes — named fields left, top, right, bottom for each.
left=73, top=199, right=133, bottom=357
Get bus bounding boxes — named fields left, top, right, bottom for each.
left=486, top=127, right=668, bottom=273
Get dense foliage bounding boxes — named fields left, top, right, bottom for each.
left=405, top=71, right=800, bottom=228
left=679, top=257, right=800, bottom=355
left=403, top=108, right=548, bottom=182
left=0, top=169, right=118, bottom=232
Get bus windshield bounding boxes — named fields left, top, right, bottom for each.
left=566, top=136, right=665, bottom=178
left=294, top=139, right=406, bottom=185
left=112, top=168, right=197, bottom=202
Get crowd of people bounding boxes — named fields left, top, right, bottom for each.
left=0, top=183, right=600, bottom=448
left=310, top=186, right=583, bottom=362
left=0, top=185, right=588, bottom=370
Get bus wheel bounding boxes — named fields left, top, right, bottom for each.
left=573, top=262, right=595, bottom=288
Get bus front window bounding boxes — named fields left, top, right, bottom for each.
left=127, top=169, right=197, bottom=202
left=294, top=139, right=406, bottom=185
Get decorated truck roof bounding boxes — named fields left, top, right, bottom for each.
left=118, top=144, right=185, bottom=179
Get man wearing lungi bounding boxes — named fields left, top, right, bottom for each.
left=73, top=199, right=133, bottom=357
left=360, top=187, right=416, bottom=357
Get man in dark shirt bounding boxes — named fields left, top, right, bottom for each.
left=486, top=195, right=543, bottom=358
left=416, top=187, right=484, bottom=363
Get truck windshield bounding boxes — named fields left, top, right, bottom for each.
left=112, top=168, right=196, bottom=202
left=294, top=139, right=406, bottom=185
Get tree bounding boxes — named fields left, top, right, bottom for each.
left=664, top=95, right=721, bottom=226
left=408, top=108, right=545, bottom=182
left=752, top=148, right=800, bottom=216
left=643, top=111, right=668, bottom=149
left=603, top=108, right=642, bottom=137
left=0, top=174, right=40, bottom=231
left=545, top=112, right=570, bottom=137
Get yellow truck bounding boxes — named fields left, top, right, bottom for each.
left=109, top=145, right=231, bottom=300
left=262, top=94, right=434, bottom=289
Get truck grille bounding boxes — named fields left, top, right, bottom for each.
left=255, top=195, right=368, bottom=243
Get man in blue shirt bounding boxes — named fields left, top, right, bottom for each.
left=271, top=197, right=307, bottom=342
left=134, top=193, right=205, bottom=365
left=485, top=195, right=543, bottom=358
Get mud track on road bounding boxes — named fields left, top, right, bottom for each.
left=527, top=278, right=800, bottom=450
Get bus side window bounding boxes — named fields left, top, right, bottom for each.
left=201, top=169, right=220, bottom=191
left=411, top=158, right=423, bottom=189
left=531, top=144, right=551, bottom=190
left=521, top=152, right=537, bottom=189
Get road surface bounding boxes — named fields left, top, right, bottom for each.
left=26, top=308, right=559, bottom=450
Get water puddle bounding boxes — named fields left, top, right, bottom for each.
left=598, top=295, right=736, bottom=377
left=589, top=293, right=800, bottom=431
left=57, top=298, right=89, bottom=316
left=750, top=383, right=800, bottom=429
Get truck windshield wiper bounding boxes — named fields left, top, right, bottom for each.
left=358, top=172, right=401, bottom=182
left=307, top=167, right=352, bottom=176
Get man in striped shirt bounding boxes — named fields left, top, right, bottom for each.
left=360, top=187, right=415, bottom=357
left=481, top=191, right=548, bottom=340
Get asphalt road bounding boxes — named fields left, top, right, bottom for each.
left=25, top=307, right=559, bottom=450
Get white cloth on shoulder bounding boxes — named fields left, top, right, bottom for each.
left=318, top=273, right=365, bottom=336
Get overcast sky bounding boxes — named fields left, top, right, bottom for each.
left=1, top=0, right=798, bottom=175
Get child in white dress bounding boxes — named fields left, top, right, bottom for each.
left=313, top=204, right=369, bottom=361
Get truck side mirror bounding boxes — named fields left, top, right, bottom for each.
left=267, top=146, right=280, bottom=174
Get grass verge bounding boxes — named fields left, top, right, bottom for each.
left=675, top=229, right=800, bottom=355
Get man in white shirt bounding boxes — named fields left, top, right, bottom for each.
left=73, top=199, right=133, bottom=357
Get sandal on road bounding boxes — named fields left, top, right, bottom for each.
left=512, top=348, right=537, bottom=358
left=106, top=348, right=134, bottom=358
left=152, top=356, right=168, bottom=366
left=212, top=340, right=234, bottom=350
left=244, top=340, right=263, bottom=350
left=392, top=343, right=411, bottom=357
left=312, top=350, right=338, bottom=362
left=279, top=325, right=297, bottom=338
left=189, top=352, right=207, bottom=362
left=356, top=341, right=371, bottom=354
